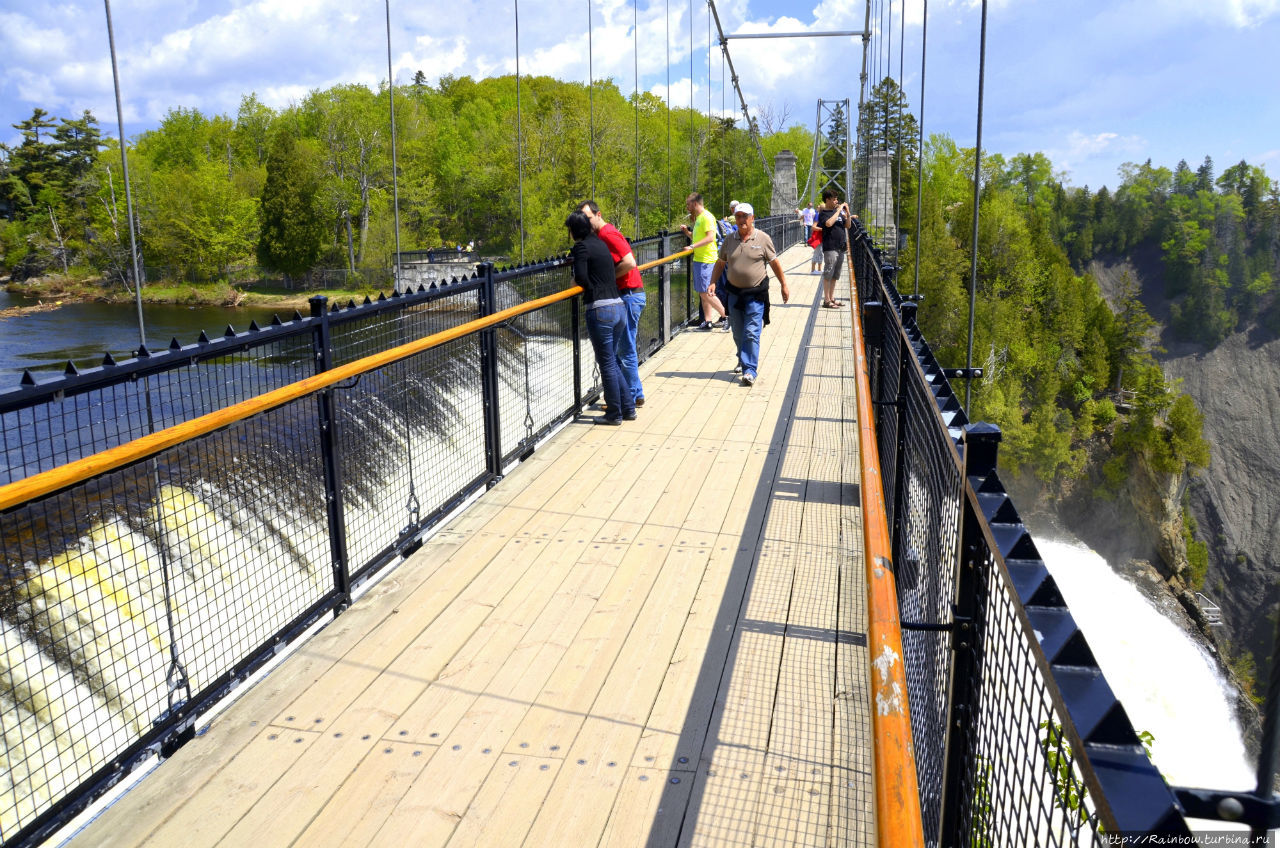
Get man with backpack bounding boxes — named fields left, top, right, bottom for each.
left=679, top=192, right=729, bottom=331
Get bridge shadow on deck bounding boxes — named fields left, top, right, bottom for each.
left=643, top=257, right=873, bottom=847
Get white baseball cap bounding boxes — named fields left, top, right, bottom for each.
left=729, top=199, right=739, bottom=208
left=734, top=202, right=754, bottom=216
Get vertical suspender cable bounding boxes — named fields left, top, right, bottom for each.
left=857, top=0, right=872, bottom=214
left=689, top=0, right=694, bottom=188
left=720, top=48, right=726, bottom=211
left=635, top=0, right=641, bottom=236
left=515, top=0, right=525, bottom=262
left=384, top=0, right=404, bottom=294
left=706, top=0, right=712, bottom=192
left=666, top=0, right=671, bottom=218
left=883, top=0, right=891, bottom=234
left=634, top=0, right=640, bottom=235
left=386, top=0, right=419, bottom=525
left=964, top=0, right=988, bottom=415
left=589, top=0, right=596, bottom=198
left=912, top=0, right=928, bottom=297
left=104, top=0, right=190, bottom=712
left=103, top=0, right=145, bottom=347
left=895, top=0, right=905, bottom=252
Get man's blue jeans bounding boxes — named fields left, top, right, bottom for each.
left=615, top=289, right=646, bottom=403
left=725, top=285, right=765, bottom=377
left=585, top=302, right=631, bottom=419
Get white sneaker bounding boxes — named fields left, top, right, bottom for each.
left=741, top=373, right=755, bottom=386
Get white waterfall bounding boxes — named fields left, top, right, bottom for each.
left=1038, top=537, right=1255, bottom=792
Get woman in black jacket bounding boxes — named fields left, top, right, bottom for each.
left=566, top=210, right=634, bottom=424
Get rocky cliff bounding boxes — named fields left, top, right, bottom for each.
left=1084, top=247, right=1280, bottom=692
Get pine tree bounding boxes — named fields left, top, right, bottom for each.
left=257, top=132, right=327, bottom=280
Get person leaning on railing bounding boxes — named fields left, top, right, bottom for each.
left=707, top=202, right=791, bottom=387
left=566, top=210, right=635, bottom=425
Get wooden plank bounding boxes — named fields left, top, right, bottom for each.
left=599, top=767, right=694, bottom=848
left=292, top=741, right=435, bottom=848
left=442, top=755, right=562, bottom=848
left=272, top=507, right=570, bottom=731
left=631, top=533, right=751, bottom=770
left=504, top=520, right=675, bottom=750
left=141, top=727, right=322, bottom=848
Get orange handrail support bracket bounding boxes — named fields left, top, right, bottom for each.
left=846, top=247, right=927, bottom=846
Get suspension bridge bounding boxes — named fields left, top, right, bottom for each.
left=1, top=1, right=1278, bottom=847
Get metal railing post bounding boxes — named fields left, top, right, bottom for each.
left=478, top=262, right=504, bottom=483
left=658, top=230, right=671, bottom=345
left=309, top=295, right=352, bottom=612
left=572, top=294, right=583, bottom=409
left=938, top=422, right=999, bottom=844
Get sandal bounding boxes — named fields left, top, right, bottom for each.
left=822, top=300, right=837, bottom=308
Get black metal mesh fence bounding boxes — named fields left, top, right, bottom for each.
left=849, top=224, right=1187, bottom=844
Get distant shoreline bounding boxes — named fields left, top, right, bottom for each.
left=3, top=274, right=369, bottom=313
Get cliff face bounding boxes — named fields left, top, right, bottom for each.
left=1088, top=251, right=1280, bottom=676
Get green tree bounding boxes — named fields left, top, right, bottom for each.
left=257, top=132, right=327, bottom=279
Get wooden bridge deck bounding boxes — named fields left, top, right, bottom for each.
left=69, top=245, right=874, bottom=848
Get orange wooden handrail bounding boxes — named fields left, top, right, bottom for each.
left=0, top=245, right=702, bottom=514
left=0, top=286, right=584, bottom=513
left=846, top=245, right=927, bottom=846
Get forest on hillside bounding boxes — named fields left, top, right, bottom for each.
left=5, top=74, right=1280, bottom=577
left=0, top=74, right=814, bottom=287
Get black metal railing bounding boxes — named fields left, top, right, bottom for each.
left=849, top=223, right=1197, bottom=844
left=0, top=219, right=800, bottom=848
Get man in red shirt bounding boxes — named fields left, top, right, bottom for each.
left=578, top=201, right=646, bottom=407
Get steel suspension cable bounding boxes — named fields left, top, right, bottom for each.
left=895, top=0, right=905, bottom=255
left=965, top=0, right=989, bottom=415
left=103, top=0, right=190, bottom=717
left=103, top=0, right=144, bottom=347
left=689, top=0, right=694, bottom=187
left=589, top=0, right=596, bottom=198
left=883, top=0, right=891, bottom=236
left=707, top=0, right=712, bottom=175
left=635, top=0, right=641, bottom=236
left=514, top=0, right=525, bottom=262
left=384, top=0, right=404, bottom=294
left=706, top=0, right=773, bottom=185
left=721, top=47, right=727, bottom=211
left=666, top=0, right=671, bottom=218
left=385, top=0, right=421, bottom=527
left=912, top=0, right=928, bottom=297
left=858, top=0, right=872, bottom=202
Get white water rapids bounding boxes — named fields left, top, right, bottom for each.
left=1038, top=537, right=1255, bottom=795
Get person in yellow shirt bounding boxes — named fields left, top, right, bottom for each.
left=678, top=192, right=729, bottom=331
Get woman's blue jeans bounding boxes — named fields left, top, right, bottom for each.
left=585, top=302, right=632, bottom=419
left=615, top=289, right=646, bottom=403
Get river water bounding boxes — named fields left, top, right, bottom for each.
left=0, top=290, right=291, bottom=383
left=1038, top=536, right=1255, bottom=797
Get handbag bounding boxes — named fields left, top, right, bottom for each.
left=806, top=228, right=823, bottom=249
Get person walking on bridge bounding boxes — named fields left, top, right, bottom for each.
left=578, top=201, right=646, bottom=408
left=679, top=192, right=728, bottom=331
left=708, top=202, right=791, bottom=387
left=813, top=189, right=852, bottom=308
left=566, top=211, right=634, bottom=425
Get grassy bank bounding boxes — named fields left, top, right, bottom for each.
left=4, top=274, right=379, bottom=311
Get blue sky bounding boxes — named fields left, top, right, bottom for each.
left=2, top=0, right=1278, bottom=192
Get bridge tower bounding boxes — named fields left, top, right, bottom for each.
left=769, top=149, right=799, bottom=216
left=813, top=99, right=853, bottom=205
left=864, top=151, right=897, bottom=250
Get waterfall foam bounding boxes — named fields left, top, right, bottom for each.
left=1038, top=537, right=1253, bottom=792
